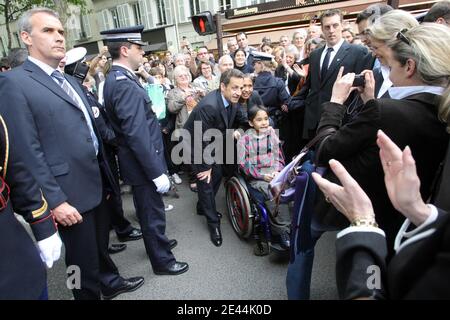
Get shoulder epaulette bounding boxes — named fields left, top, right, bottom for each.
left=114, top=71, right=128, bottom=81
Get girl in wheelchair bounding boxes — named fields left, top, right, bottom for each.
left=237, top=105, right=291, bottom=250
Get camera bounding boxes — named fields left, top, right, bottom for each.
left=65, top=61, right=89, bottom=84
left=352, top=74, right=365, bottom=87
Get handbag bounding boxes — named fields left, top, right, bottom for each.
left=146, top=84, right=166, bottom=120
left=269, top=127, right=336, bottom=205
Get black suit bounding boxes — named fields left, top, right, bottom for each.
left=336, top=209, right=450, bottom=299
left=0, top=115, right=57, bottom=299
left=184, top=90, right=246, bottom=228
left=299, top=41, right=367, bottom=138
left=0, top=59, right=121, bottom=300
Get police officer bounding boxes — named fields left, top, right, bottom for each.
left=101, top=26, right=188, bottom=275
left=252, top=52, right=291, bottom=129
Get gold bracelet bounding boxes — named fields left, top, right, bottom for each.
left=350, top=218, right=378, bottom=228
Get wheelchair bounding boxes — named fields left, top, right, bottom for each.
left=225, top=174, right=289, bottom=256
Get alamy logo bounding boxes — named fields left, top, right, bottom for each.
left=66, top=265, right=81, bottom=290
left=366, top=265, right=381, bottom=290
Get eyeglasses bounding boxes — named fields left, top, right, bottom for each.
left=396, top=29, right=411, bottom=46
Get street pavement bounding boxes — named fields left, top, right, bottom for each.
left=45, top=174, right=338, bottom=300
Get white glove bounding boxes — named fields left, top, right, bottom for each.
left=152, top=174, right=171, bottom=194
left=37, top=232, right=62, bottom=268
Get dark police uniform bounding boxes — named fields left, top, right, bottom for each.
left=0, top=115, right=56, bottom=299
left=102, top=27, right=177, bottom=271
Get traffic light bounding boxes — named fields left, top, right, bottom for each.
left=191, top=11, right=216, bottom=35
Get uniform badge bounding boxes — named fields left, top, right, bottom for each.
left=91, top=106, right=100, bottom=118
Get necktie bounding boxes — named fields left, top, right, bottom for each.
left=320, top=47, right=334, bottom=83
left=51, top=70, right=99, bottom=154
left=226, top=105, right=232, bottom=125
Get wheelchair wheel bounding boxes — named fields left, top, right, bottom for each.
left=225, top=176, right=254, bottom=239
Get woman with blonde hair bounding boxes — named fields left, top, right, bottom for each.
left=288, top=23, right=450, bottom=300
left=365, top=9, right=419, bottom=98
left=316, top=23, right=450, bottom=250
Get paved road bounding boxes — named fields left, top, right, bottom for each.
left=45, top=175, right=338, bottom=300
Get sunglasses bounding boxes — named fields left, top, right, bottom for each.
left=396, top=28, right=411, bottom=46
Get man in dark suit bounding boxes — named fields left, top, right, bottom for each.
left=183, top=69, right=247, bottom=246
left=0, top=115, right=62, bottom=299
left=0, top=8, right=144, bottom=300
left=102, top=26, right=188, bottom=276
left=298, top=9, right=367, bottom=139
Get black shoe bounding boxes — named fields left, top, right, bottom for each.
left=169, top=239, right=177, bottom=250
left=154, top=261, right=189, bottom=275
left=102, top=276, right=145, bottom=300
left=209, top=226, right=222, bottom=247
left=217, top=212, right=223, bottom=219
left=117, top=228, right=143, bottom=242
left=107, top=243, right=127, bottom=254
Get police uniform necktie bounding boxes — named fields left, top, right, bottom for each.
left=51, top=70, right=99, bottom=154
left=320, top=47, right=334, bottom=83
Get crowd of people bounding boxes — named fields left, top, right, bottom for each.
left=0, top=0, right=449, bottom=300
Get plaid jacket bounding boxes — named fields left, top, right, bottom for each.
left=237, top=127, right=284, bottom=180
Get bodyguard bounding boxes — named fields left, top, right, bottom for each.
left=102, top=26, right=188, bottom=275
left=0, top=8, right=144, bottom=299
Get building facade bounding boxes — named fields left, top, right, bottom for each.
left=0, top=0, right=439, bottom=57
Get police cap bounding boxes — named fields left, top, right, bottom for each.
left=100, top=26, right=148, bottom=46
left=251, top=51, right=274, bottom=63
left=65, top=47, right=87, bottom=66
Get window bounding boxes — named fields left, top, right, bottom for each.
left=178, top=0, right=189, bottom=23
left=139, top=0, right=155, bottom=29
left=220, top=0, right=232, bottom=11
left=80, top=15, right=92, bottom=38
left=110, top=8, right=120, bottom=28
left=156, top=0, right=167, bottom=26
left=132, top=2, right=143, bottom=25
left=190, top=0, right=201, bottom=16
left=99, top=10, right=113, bottom=31
left=117, top=4, right=132, bottom=27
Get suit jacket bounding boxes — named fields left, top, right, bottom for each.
left=0, top=114, right=57, bottom=299
left=103, top=65, right=167, bottom=186
left=315, top=93, right=449, bottom=249
left=336, top=209, right=450, bottom=299
left=0, top=60, right=117, bottom=213
left=299, top=41, right=367, bottom=138
left=183, top=89, right=247, bottom=173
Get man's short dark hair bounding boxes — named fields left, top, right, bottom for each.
left=236, top=32, right=248, bottom=39
left=423, top=1, right=450, bottom=23
left=220, top=69, right=244, bottom=86
left=8, top=47, right=28, bottom=68
left=356, top=4, right=393, bottom=24
left=320, top=9, right=343, bottom=24
left=107, top=41, right=132, bottom=60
